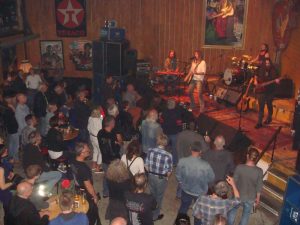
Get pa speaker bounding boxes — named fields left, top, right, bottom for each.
left=92, top=41, right=105, bottom=74
left=223, top=89, right=242, bottom=105
left=106, top=40, right=129, bottom=76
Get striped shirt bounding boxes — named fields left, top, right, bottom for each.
left=145, top=146, right=173, bottom=176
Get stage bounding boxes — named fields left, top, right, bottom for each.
left=153, top=80, right=297, bottom=171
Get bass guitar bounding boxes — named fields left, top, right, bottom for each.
left=237, top=78, right=253, bottom=112
left=254, top=77, right=282, bottom=93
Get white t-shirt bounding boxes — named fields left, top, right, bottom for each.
left=26, top=74, right=42, bottom=89
left=190, top=60, right=206, bottom=81
left=121, top=154, right=145, bottom=176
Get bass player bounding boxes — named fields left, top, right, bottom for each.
left=185, top=50, right=206, bottom=113
left=254, top=59, right=280, bottom=129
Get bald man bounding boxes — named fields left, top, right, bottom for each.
left=110, top=217, right=127, bottom=225
left=203, top=135, right=235, bottom=183
left=8, top=182, right=49, bottom=225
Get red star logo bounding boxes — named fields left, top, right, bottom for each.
left=57, top=0, right=84, bottom=28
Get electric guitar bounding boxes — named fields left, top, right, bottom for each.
left=183, top=62, right=201, bottom=84
left=237, top=78, right=253, bottom=112
left=254, top=77, right=282, bottom=93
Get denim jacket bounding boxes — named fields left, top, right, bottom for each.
left=176, top=156, right=215, bottom=197
left=141, top=120, right=162, bottom=153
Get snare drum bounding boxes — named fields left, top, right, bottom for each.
left=223, top=68, right=244, bottom=86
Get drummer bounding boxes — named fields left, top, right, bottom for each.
left=250, top=43, right=270, bottom=65
left=163, top=50, right=179, bottom=95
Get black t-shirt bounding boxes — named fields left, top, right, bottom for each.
left=125, top=192, right=157, bottom=225
left=97, top=129, right=120, bottom=164
left=71, top=160, right=93, bottom=189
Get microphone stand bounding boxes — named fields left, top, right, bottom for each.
left=237, top=69, right=249, bottom=133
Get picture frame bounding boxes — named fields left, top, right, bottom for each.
left=69, top=40, right=92, bottom=71
left=40, top=40, right=64, bottom=70
left=202, top=0, right=249, bottom=49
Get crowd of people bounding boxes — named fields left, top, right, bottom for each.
left=0, top=68, right=263, bottom=225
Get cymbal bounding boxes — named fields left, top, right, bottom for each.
left=242, top=55, right=252, bottom=60
left=230, top=56, right=238, bottom=61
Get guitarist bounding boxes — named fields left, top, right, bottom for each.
left=254, top=59, right=280, bottom=129
left=187, top=50, right=206, bottom=113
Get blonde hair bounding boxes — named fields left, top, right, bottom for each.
left=157, top=133, right=168, bottom=147
left=106, top=159, right=130, bottom=183
left=91, top=109, right=101, bottom=118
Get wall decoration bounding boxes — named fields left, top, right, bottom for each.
left=40, top=40, right=64, bottom=70
left=55, top=0, right=87, bottom=37
left=69, top=40, right=92, bottom=71
left=202, top=0, right=248, bottom=49
left=0, top=0, right=24, bottom=37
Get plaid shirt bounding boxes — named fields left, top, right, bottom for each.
left=145, top=146, right=173, bottom=175
left=192, top=195, right=240, bottom=225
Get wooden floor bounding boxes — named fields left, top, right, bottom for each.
left=154, top=81, right=297, bottom=171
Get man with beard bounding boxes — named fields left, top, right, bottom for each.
left=254, top=59, right=280, bottom=129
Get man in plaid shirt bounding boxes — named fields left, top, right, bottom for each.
left=145, top=133, right=173, bottom=221
left=192, top=177, right=240, bottom=225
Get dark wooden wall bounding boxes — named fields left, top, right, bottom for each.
left=23, top=0, right=276, bottom=78
left=281, top=16, right=300, bottom=94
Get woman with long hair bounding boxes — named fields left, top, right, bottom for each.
left=121, top=140, right=144, bottom=176
left=105, top=159, right=131, bottom=221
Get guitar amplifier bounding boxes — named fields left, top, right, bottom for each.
left=215, top=87, right=228, bottom=100
left=100, top=27, right=125, bottom=41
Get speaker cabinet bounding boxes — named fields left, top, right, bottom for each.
left=105, top=41, right=129, bottom=76
left=92, top=41, right=105, bottom=74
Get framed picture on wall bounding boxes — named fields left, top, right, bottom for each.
left=202, top=0, right=249, bottom=49
left=69, top=40, right=92, bottom=71
left=40, top=40, right=64, bottom=70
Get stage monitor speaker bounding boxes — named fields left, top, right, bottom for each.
left=223, top=89, right=242, bottom=105
left=106, top=41, right=129, bottom=76
left=197, top=114, right=252, bottom=152
left=197, top=114, right=218, bottom=136
left=92, top=41, right=105, bottom=74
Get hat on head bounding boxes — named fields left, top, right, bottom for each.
left=190, top=141, right=203, bottom=152
left=214, top=181, right=230, bottom=197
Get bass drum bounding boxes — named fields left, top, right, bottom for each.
left=223, top=68, right=244, bottom=86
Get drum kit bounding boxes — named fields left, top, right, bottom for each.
left=223, top=54, right=259, bottom=86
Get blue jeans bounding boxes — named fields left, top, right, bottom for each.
left=38, top=117, right=47, bottom=137
left=178, top=191, right=198, bottom=214
left=228, top=200, right=254, bottom=225
left=148, top=174, right=168, bottom=219
left=176, top=183, right=182, bottom=198
left=37, top=171, right=62, bottom=193
left=7, top=133, right=19, bottom=160
left=102, top=163, right=109, bottom=197
left=167, top=134, right=178, bottom=165
left=188, top=80, right=204, bottom=111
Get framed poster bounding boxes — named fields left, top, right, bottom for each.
left=40, top=40, right=64, bottom=70
left=202, top=0, right=249, bottom=49
left=69, top=40, right=92, bottom=71
left=55, top=0, right=87, bottom=37
left=0, top=0, right=24, bottom=37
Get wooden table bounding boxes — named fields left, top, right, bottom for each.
left=47, top=195, right=89, bottom=220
